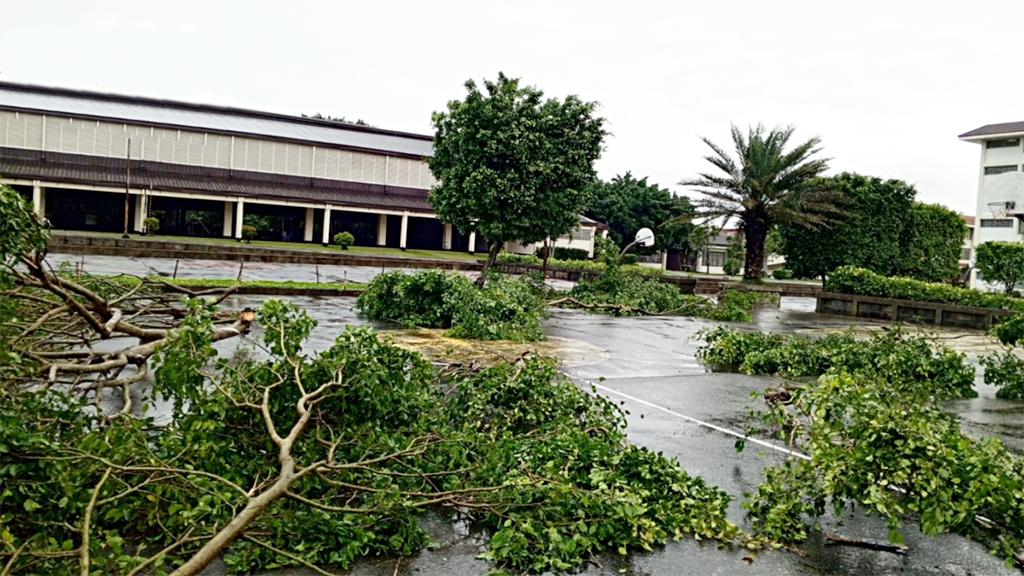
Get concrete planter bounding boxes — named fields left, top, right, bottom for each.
left=815, top=291, right=1015, bottom=330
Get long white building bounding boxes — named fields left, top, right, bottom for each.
left=959, top=121, right=1024, bottom=289
left=0, top=82, right=604, bottom=254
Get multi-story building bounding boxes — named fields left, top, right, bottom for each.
left=959, top=214, right=976, bottom=277
left=0, top=81, right=602, bottom=255
left=959, top=122, right=1024, bottom=289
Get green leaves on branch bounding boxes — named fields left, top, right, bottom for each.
left=355, top=270, right=545, bottom=341
left=696, top=326, right=976, bottom=399
left=980, top=350, right=1024, bottom=399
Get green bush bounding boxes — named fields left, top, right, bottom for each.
left=333, top=231, right=355, bottom=249
left=553, top=247, right=590, bottom=261
left=240, top=225, right=257, bottom=243
left=696, top=326, right=976, bottom=399
left=142, top=216, right=160, bottom=236
left=981, top=350, right=1024, bottom=400
left=826, top=266, right=1024, bottom=311
left=355, top=270, right=544, bottom=341
left=497, top=252, right=542, bottom=265
left=593, top=235, right=619, bottom=263
left=620, top=253, right=639, bottom=265
left=771, top=269, right=793, bottom=280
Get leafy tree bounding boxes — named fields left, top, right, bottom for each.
left=688, top=224, right=714, bottom=272
left=585, top=173, right=693, bottom=252
left=427, top=73, right=606, bottom=284
left=723, top=233, right=744, bottom=276
left=682, top=124, right=834, bottom=280
left=975, top=240, right=1024, bottom=295
left=302, top=112, right=371, bottom=126
left=895, top=202, right=967, bottom=283
left=779, top=173, right=914, bottom=283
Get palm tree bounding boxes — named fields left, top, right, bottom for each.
left=681, top=124, right=833, bottom=280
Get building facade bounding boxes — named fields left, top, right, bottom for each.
left=0, top=82, right=601, bottom=255
left=959, top=122, right=1024, bottom=289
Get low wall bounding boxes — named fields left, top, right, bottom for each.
left=815, top=291, right=1015, bottom=330
left=49, top=234, right=483, bottom=271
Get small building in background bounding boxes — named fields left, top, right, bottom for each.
left=959, top=122, right=1024, bottom=289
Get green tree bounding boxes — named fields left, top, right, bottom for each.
left=585, top=173, right=693, bottom=251
left=682, top=124, right=834, bottom=280
left=779, top=173, right=915, bottom=283
left=428, top=73, right=606, bottom=284
left=688, top=224, right=714, bottom=272
left=895, top=202, right=967, bottom=283
left=302, top=112, right=371, bottom=126
left=723, top=233, right=744, bottom=276
left=975, top=240, right=1024, bottom=295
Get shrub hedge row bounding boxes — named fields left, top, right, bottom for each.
left=825, top=266, right=1024, bottom=311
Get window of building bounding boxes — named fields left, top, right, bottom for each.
left=961, top=248, right=972, bottom=260
left=705, top=251, right=726, bottom=267
left=987, top=138, right=1021, bottom=149
left=985, top=165, right=1020, bottom=175
left=570, top=228, right=592, bottom=242
left=980, top=218, right=1015, bottom=228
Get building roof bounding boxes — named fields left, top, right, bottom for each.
left=960, top=214, right=976, bottom=226
left=0, top=147, right=431, bottom=212
left=577, top=214, right=609, bottom=230
left=0, top=81, right=434, bottom=158
left=958, top=121, right=1024, bottom=140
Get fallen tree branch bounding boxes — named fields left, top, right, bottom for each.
left=824, top=533, right=908, bottom=555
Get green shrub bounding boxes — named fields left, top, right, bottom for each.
left=696, top=326, right=976, bottom=399
left=240, top=225, right=258, bottom=243
left=621, top=253, right=639, bottom=265
left=771, top=269, right=793, bottom=280
left=142, top=216, right=160, bottom=236
left=593, top=235, right=619, bottom=263
left=981, top=350, right=1024, bottom=399
left=355, top=270, right=544, bottom=341
left=553, top=247, right=590, bottom=261
left=497, top=252, right=542, bottom=265
left=826, top=265, right=1024, bottom=311
left=333, top=231, right=355, bottom=249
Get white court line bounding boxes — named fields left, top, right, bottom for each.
left=577, top=377, right=811, bottom=461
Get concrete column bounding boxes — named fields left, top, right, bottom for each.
left=442, top=223, right=453, bottom=250
left=133, top=194, right=146, bottom=232
left=223, top=201, right=234, bottom=237
left=377, top=214, right=387, bottom=246
left=234, top=200, right=245, bottom=240
left=468, top=231, right=477, bottom=254
left=321, top=204, right=332, bottom=245
left=399, top=212, right=409, bottom=250
left=31, top=181, right=45, bottom=219
left=303, top=207, right=315, bottom=242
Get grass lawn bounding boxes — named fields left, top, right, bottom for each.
left=53, top=230, right=483, bottom=262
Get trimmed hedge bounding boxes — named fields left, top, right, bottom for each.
left=825, top=266, right=1024, bottom=312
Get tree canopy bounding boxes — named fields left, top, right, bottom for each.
left=975, top=240, right=1024, bottom=295
left=301, top=112, right=371, bottom=126
left=682, top=124, right=835, bottom=279
left=584, top=173, right=693, bottom=252
left=895, top=202, right=967, bottom=283
left=779, top=173, right=915, bottom=282
left=427, top=73, right=606, bottom=278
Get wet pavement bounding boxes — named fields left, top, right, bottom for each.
left=54, top=254, right=1024, bottom=575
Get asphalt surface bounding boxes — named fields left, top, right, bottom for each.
left=54, top=254, right=1023, bottom=575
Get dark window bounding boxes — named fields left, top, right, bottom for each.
left=987, top=138, right=1021, bottom=149
left=985, top=165, right=1019, bottom=175
left=706, top=251, right=726, bottom=267
left=980, top=219, right=1014, bottom=228
left=961, top=248, right=972, bottom=260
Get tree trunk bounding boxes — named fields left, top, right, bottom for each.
left=542, top=239, right=550, bottom=278
left=744, top=219, right=768, bottom=281
left=477, top=240, right=503, bottom=288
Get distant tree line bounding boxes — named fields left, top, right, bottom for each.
left=302, top=112, right=372, bottom=127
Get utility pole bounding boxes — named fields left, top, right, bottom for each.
left=122, top=137, right=131, bottom=239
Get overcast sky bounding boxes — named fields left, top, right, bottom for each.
left=3, top=1, right=1023, bottom=214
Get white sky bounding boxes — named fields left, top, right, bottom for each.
left=3, top=0, right=1023, bottom=215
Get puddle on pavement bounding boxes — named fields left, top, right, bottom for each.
left=384, top=327, right=607, bottom=368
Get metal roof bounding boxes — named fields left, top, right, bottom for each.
left=0, top=82, right=434, bottom=158
left=0, top=147, right=432, bottom=212
left=959, top=121, right=1024, bottom=140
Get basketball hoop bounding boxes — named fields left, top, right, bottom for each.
left=988, top=201, right=1015, bottom=219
